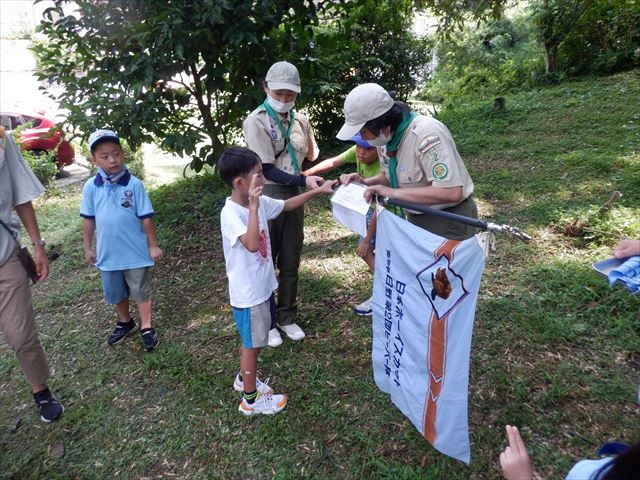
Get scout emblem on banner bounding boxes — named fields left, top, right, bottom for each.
left=372, top=209, right=491, bottom=464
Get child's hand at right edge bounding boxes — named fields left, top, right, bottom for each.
left=613, top=239, right=640, bottom=259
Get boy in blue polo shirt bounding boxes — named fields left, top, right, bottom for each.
left=80, top=129, right=163, bottom=351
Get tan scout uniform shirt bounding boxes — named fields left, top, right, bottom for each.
left=0, top=134, right=45, bottom=265
left=242, top=106, right=318, bottom=185
left=379, top=115, right=474, bottom=210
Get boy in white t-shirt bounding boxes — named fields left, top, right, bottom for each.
left=218, top=146, right=336, bottom=415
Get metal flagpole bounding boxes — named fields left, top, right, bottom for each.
left=378, top=196, right=532, bottom=243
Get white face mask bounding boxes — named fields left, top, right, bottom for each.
left=367, top=131, right=392, bottom=147
left=267, top=95, right=295, bottom=114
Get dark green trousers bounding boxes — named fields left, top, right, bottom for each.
left=263, top=184, right=304, bottom=327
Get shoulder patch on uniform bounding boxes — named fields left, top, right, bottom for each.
left=432, top=162, right=449, bottom=180
left=418, top=135, right=441, bottom=154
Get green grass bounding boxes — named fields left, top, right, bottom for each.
left=1, top=70, right=639, bottom=479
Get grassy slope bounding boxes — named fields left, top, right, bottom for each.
left=1, top=70, right=639, bottom=479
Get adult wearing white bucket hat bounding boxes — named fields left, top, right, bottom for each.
left=338, top=83, right=478, bottom=241
left=243, top=61, right=327, bottom=348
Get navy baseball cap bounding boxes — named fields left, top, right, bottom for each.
left=352, top=132, right=373, bottom=148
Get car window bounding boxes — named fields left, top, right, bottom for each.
left=0, top=115, right=10, bottom=130
left=0, top=114, right=19, bottom=130
left=21, top=115, right=42, bottom=128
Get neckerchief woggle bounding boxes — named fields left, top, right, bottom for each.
left=98, top=165, right=128, bottom=192
left=384, top=111, right=417, bottom=217
left=262, top=98, right=300, bottom=174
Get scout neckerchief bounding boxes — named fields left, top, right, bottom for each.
left=385, top=111, right=417, bottom=189
left=98, top=165, right=128, bottom=192
left=262, top=98, right=300, bottom=174
left=384, top=111, right=417, bottom=217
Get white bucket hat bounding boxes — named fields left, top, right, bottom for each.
left=265, top=61, right=301, bottom=93
left=336, top=83, right=394, bottom=140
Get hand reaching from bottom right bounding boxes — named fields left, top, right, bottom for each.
left=500, top=425, right=534, bottom=480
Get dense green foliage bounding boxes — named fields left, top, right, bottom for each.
left=306, top=1, right=431, bottom=151
left=422, top=0, right=640, bottom=103
left=33, top=0, right=318, bottom=171
left=11, top=127, right=57, bottom=187
left=532, top=0, right=592, bottom=76
left=32, top=0, right=429, bottom=168
left=560, top=0, right=640, bottom=75
left=421, top=14, right=541, bottom=103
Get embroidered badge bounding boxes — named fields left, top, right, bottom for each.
left=432, top=163, right=448, bottom=180
left=418, top=135, right=441, bottom=154
left=121, top=189, right=134, bottom=208
left=270, top=128, right=278, bottom=140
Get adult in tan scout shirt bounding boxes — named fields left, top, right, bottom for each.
left=339, top=83, right=478, bottom=241
left=242, top=61, right=326, bottom=347
left=0, top=129, right=65, bottom=422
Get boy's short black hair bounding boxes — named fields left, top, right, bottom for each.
left=90, top=137, right=121, bottom=155
left=218, top=147, right=261, bottom=188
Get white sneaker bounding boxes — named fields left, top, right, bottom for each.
left=277, top=322, right=305, bottom=341
left=238, top=391, right=287, bottom=415
left=268, top=328, right=283, bottom=347
left=353, top=296, right=373, bottom=316
left=233, top=373, right=274, bottom=396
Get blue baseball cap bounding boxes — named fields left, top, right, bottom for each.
left=352, top=132, right=373, bottom=148
left=88, top=129, right=120, bottom=151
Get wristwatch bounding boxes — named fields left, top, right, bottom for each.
left=32, top=239, right=46, bottom=247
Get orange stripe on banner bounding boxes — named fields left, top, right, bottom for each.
left=423, top=239, right=459, bottom=444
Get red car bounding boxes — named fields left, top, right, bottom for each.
left=0, top=110, right=75, bottom=168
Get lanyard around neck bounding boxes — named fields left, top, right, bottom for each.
left=262, top=99, right=300, bottom=174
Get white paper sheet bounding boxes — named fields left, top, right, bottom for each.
left=330, top=182, right=370, bottom=237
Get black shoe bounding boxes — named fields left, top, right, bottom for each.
left=140, top=328, right=159, bottom=352
left=55, top=169, right=71, bottom=179
left=107, top=319, right=138, bottom=345
left=33, top=388, right=65, bottom=422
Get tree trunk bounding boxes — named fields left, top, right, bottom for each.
left=543, top=41, right=558, bottom=75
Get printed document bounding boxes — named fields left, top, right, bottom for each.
left=330, top=182, right=370, bottom=237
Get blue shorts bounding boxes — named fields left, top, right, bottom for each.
left=232, top=295, right=275, bottom=349
left=100, top=267, right=152, bottom=305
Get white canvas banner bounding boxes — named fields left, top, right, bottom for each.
left=372, top=209, right=490, bottom=464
